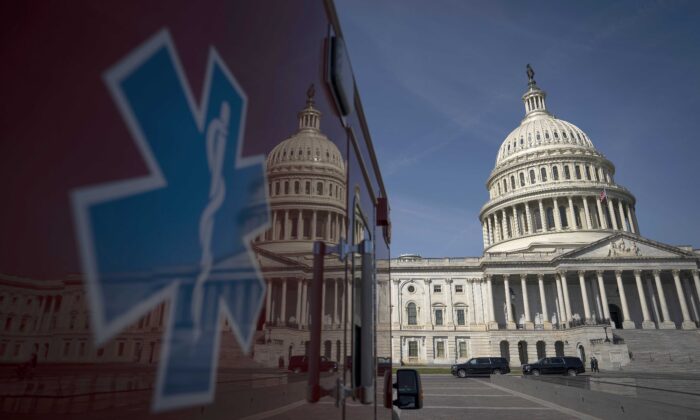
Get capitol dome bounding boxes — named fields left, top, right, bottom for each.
left=258, top=86, right=347, bottom=250
left=479, top=66, right=639, bottom=253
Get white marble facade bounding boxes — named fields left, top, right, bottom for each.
left=382, top=68, right=700, bottom=367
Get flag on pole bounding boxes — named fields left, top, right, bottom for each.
left=599, top=187, right=607, bottom=203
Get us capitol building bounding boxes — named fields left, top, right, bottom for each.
left=382, top=67, right=700, bottom=369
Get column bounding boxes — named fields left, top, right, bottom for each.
left=672, top=270, right=695, bottom=329
left=494, top=214, right=501, bottom=242
left=325, top=212, right=331, bottom=240
left=537, top=274, right=551, bottom=329
left=426, top=279, right=433, bottom=328
left=568, top=196, right=578, bottom=230
left=487, top=216, right=494, bottom=245
left=265, top=279, right=272, bottom=325
left=504, top=275, right=515, bottom=329
left=538, top=199, right=547, bottom=232
left=555, top=274, right=566, bottom=325
left=321, top=278, right=327, bottom=326
left=618, top=200, right=628, bottom=232
left=590, top=277, right=603, bottom=320
left=615, top=270, right=635, bottom=329
left=596, top=197, right=607, bottom=229
left=296, top=279, right=302, bottom=329
left=634, top=270, right=654, bottom=329
left=281, top=279, right=287, bottom=326
left=486, top=275, right=497, bottom=329
left=286, top=210, right=293, bottom=239
left=578, top=271, right=591, bottom=322
left=693, top=271, right=700, bottom=314
left=525, top=202, right=533, bottom=234
left=645, top=275, right=661, bottom=326
left=294, top=211, right=301, bottom=239
left=482, top=221, right=489, bottom=248
left=301, top=280, right=308, bottom=328
left=501, top=209, right=508, bottom=239
left=311, top=210, right=317, bottom=239
left=625, top=204, right=636, bottom=234
left=631, top=206, right=640, bottom=234
left=513, top=207, right=521, bottom=237
left=341, top=279, right=347, bottom=327
left=271, top=211, right=278, bottom=240
left=582, top=196, right=592, bottom=229
left=607, top=198, right=618, bottom=230
left=683, top=274, right=700, bottom=325
left=560, top=271, right=573, bottom=322
left=553, top=198, right=562, bottom=231
left=333, top=279, right=339, bottom=326
left=521, top=274, right=532, bottom=329
left=654, top=270, right=675, bottom=329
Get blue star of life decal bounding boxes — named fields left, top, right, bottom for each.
left=71, top=29, right=270, bottom=411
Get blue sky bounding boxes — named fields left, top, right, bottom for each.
left=335, top=0, right=700, bottom=257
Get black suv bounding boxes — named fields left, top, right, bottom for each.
left=522, top=357, right=585, bottom=376
left=451, top=357, right=510, bottom=378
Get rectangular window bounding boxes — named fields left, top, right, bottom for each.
left=433, top=284, right=442, bottom=293
left=575, top=165, right=581, bottom=179
left=585, top=166, right=591, bottom=180
left=456, top=309, right=465, bottom=325
left=408, top=341, right=418, bottom=357
left=434, top=310, right=443, bottom=326
left=63, top=342, right=70, bottom=357
left=459, top=341, right=467, bottom=358
left=118, top=342, right=125, bottom=357
left=564, top=166, right=571, bottom=179
left=455, top=285, right=464, bottom=293
left=436, top=341, right=445, bottom=358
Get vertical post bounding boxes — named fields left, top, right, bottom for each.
left=504, top=275, right=514, bottom=329
left=578, top=271, right=591, bottom=322
left=672, top=270, right=695, bottom=329
left=537, top=274, right=550, bottom=328
left=654, top=270, right=674, bottom=329
left=615, top=270, right=635, bottom=329
left=521, top=275, right=531, bottom=329
left=634, top=270, right=654, bottom=329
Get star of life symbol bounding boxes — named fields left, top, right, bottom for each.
left=71, top=29, right=270, bottom=411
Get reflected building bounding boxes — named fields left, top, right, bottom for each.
left=382, top=68, right=700, bottom=369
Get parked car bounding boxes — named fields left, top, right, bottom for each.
left=522, top=357, right=585, bottom=376
left=451, top=357, right=510, bottom=378
left=288, top=355, right=337, bottom=373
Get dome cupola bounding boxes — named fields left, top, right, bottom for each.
left=479, top=66, right=639, bottom=254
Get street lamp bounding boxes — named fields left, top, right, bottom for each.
left=603, top=325, right=611, bottom=343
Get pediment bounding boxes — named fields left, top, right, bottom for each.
left=558, top=233, right=694, bottom=261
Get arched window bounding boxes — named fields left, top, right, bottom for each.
left=574, top=205, right=581, bottom=228
left=546, top=208, right=555, bottom=229
left=500, top=341, right=510, bottom=360
left=555, top=341, right=565, bottom=357
left=518, top=341, right=529, bottom=364
left=536, top=341, right=546, bottom=359
left=575, top=165, right=581, bottom=179
left=545, top=131, right=550, bottom=140
left=407, top=303, right=417, bottom=325
left=275, top=182, right=280, bottom=195
left=552, top=166, right=559, bottom=180
left=529, top=170, right=536, bottom=184
left=585, top=166, right=591, bottom=180
left=564, top=166, right=571, bottom=180
left=316, top=182, right=323, bottom=195
left=284, top=181, right=289, bottom=194
left=540, top=167, right=547, bottom=182
left=533, top=208, right=543, bottom=231
left=510, top=176, right=516, bottom=190
left=305, top=181, right=311, bottom=194
left=324, top=340, right=332, bottom=358
left=554, top=131, right=559, bottom=140
left=559, top=206, right=568, bottom=228
left=294, top=181, right=300, bottom=194
left=519, top=172, right=525, bottom=187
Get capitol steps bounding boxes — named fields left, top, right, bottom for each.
left=613, top=329, right=700, bottom=372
